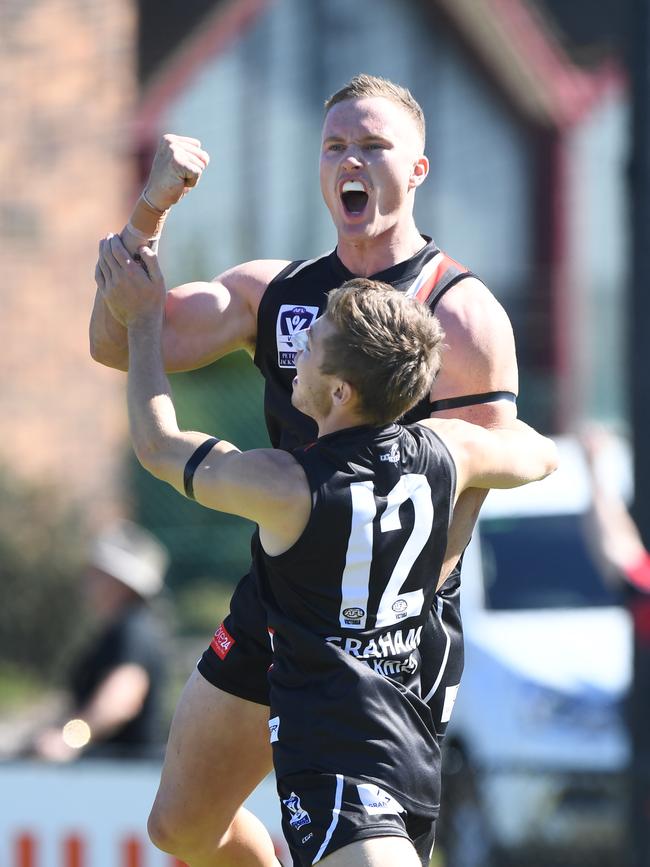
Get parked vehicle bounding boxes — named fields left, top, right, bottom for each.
left=439, top=437, right=633, bottom=866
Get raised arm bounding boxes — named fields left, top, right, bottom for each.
left=90, top=134, right=209, bottom=368
left=96, top=237, right=310, bottom=555
left=91, top=258, right=287, bottom=372
left=89, top=134, right=288, bottom=372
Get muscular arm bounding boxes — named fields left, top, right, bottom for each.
left=89, top=133, right=287, bottom=373
left=90, top=259, right=287, bottom=372
left=127, top=315, right=310, bottom=554
left=423, top=418, right=557, bottom=493
left=425, top=416, right=556, bottom=591
left=431, top=276, right=518, bottom=411
left=97, top=240, right=311, bottom=555
left=429, top=276, right=519, bottom=588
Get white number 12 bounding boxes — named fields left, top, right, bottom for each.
left=338, top=474, right=434, bottom=629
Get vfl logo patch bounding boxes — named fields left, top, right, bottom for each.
left=282, top=792, right=311, bottom=829
left=276, top=305, right=319, bottom=368
left=391, top=599, right=408, bottom=618
left=342, top=606, right=365, bottom=625
left=380, top=443, right=401, bottom=463
left=268, top=715, right=280, bottom=743
left=356, top=783, right=405, bottom=816
left=210, top=623, right=235, bottom=660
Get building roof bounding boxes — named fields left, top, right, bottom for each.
left=138, top=0, right=220, bottom=83
left=135, top=0, right=626, bottom=142
left=435, top=0, right=625, bottom=127
left=136, top=0, right=269, bottom=140
left=535, top=0, right=630, bottom=66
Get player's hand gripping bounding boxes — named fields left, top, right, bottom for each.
left=143, top=134, right=210, bottom=211
left=96, top=235, right=166, bottom=327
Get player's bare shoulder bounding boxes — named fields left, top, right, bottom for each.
left=161, top=259, right=291, bottom=370
left=217, top=259, right=292, bottom=313
left=431, top=275, right=518, bottom=400
left=224, top=446, right=311, bottom=554
left=244, top=447, right=309, bottom=501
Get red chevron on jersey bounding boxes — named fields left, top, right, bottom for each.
left=413, top=252, right=469, bottom=305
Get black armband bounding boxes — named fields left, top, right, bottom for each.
left=183, top=437, right=220, bottom=500
left=429, top=390, right=517, bottom=413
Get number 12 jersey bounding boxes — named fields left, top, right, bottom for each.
left=256, top=420, right=456, bottom=815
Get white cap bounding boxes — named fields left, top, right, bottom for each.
left=88, top=520, right=169, bottom=598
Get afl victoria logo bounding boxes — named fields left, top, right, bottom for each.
left=276, top=304, right=320, bottom=368
left=343, top=607, right=365, bottom=624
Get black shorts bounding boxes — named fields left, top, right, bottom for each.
left=420, top=571, right=464, bottom=740
left=277, top=772, right=436, bottom=867
left=197, top=567, right=464, bottom=719
left=197, top=570, right=273, bottom=705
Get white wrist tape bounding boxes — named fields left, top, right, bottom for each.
left=126, top=192, right=169, bottom=243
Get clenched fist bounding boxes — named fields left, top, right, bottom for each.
left=143, top=134, right=210, bottom=211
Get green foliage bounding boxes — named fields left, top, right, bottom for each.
left=173, top=578, right=234, bottom=636
left=0, top=663, right=44, bottom=710
left=0, top=468, right=88, bottom=686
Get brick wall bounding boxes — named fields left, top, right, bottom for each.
left=0, top=0, right=138, bottom=523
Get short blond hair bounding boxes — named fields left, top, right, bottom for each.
left=322, top=279, right=443, bottom=424
left=324, top=74, right=425, bottom=146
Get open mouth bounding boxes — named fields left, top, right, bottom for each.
left=340, top=180, right=369, bottom=215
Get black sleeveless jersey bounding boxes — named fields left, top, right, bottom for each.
left=256, top=422, right=456, bottom=813
left=254, top=237, right=473, bottom=451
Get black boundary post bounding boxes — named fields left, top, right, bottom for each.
left=628, top=1, right=650, bottom=863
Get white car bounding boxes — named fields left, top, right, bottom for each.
left=439, top=437, right=633, bottom=866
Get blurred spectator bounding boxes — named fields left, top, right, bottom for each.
left=29, top=520, right=170, bottom=761
left=582, top=427, right=650, bottom=867
left=582, top=427, right=650, bottom=595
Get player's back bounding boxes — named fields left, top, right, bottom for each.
left=256, top=421, right=456, bottom=813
